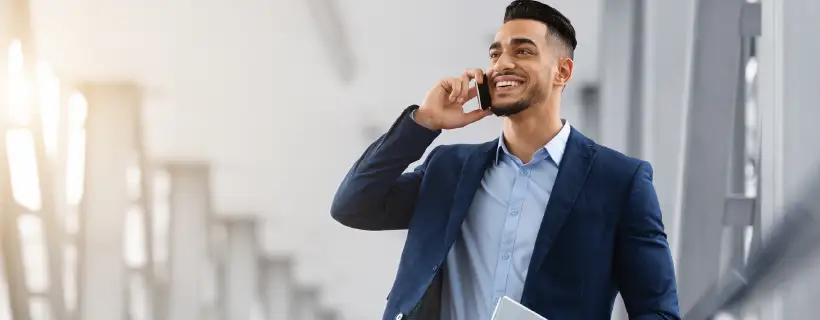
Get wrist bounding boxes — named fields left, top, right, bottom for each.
left=413, top=107, right=440, bottom=131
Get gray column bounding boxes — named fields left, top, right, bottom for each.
left=758, top=0, right=820, bottom=236
left=293, top=287, right=320, bottom=320
left=167, top=163, right=212, bottom=320
left=758, top=0, right=820, bottom=318
left=261, top=256, right=295, bottom=320
left=613, top=1, right=698, bottom=316
left=597, top=0, right=642, bottom=155
left=599, top=1, right=646, bottom=318
left=674, top=0, right=745, bottom=314
left=79, top=83, right=141, bottom=320
left=756, top=0, right=782, bottom=239
left=223, top=216, right=261, bottom=320
left=639, top=0, right=696, bottom=262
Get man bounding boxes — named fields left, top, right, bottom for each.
left=331, top=1, right=680, bottom=319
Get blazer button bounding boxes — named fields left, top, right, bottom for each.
left=395, top=313, right=404, bottom=320
left=432, top=265, right=439, bottom=273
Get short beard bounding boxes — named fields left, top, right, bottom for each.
left=489, top=87, right=545, bottom=117
left=490, top=101, right=530, bottom=116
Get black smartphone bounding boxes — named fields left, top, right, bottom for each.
left=476, top=74, right=492, bottom=110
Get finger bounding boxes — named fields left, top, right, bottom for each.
left=467, top=68, right=486, bottom=84
left=444, top=78, right=460, bottom=102
left=450, top=78, right=463, bottom=102
left=458, top=108, right=492, bottom=126
left=458, top=73, right=471, bottom=103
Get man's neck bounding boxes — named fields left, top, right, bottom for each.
left=502, top=99, right=563, bottom=164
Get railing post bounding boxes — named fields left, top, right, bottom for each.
left=166, top=162, right=212, bottom=320
left=78, top=82, right=141, bottom=320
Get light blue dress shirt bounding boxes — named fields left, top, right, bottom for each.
left=439, top=122, right=571, bottom=320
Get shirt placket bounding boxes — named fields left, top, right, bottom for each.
left=490, top=164, right=531, bottom=305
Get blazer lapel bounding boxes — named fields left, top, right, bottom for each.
left=524, top=128, right=596, bottom=284
left=443, top=140, right=498, bottom=246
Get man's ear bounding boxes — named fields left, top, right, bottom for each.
left=554, top=57, right=574, bottom=87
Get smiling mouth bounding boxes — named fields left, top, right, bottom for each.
left=495, top=81, right=523, bottom=92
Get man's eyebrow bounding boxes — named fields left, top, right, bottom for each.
left=510, top=37, right=537, bottom=46
left=489, top=37, right=537, bottom=51
left=489, top=42, right=501, bottom=51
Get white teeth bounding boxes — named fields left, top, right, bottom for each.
left=496, top=81, right=521, bottom=88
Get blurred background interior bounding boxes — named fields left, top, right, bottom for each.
left=1, top=0, right=819, bottom=319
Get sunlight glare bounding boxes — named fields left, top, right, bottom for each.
left=65, top=92, right=88, bottom=205
left=37, top=61, right=61, bottom=156
left=124, top=206, right=147, bottom=268
left=7, top=39, right=31, bottom=125
left=6, top=128, right=42, bottom=211
left=18, top=214, right=49, bottom=292
left=67, top=92, right=88, bottom=124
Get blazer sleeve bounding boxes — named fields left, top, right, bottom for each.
left=330, top=105, right=441, bottom=231
left=615, top=161, right=682, bottom=320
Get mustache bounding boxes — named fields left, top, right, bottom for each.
left=491, top=70, right=526, bottom=78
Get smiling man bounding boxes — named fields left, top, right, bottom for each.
left=331, top=1, right=680, bottom=319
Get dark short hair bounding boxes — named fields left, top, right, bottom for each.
left=504, top=0, right=577, bottom=58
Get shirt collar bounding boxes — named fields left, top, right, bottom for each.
left=495, top=120, right=571, bottom=165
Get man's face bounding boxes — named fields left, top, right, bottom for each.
left=488, top=19, right=556, bottom=116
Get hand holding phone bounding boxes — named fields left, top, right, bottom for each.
left=417, top=69, right=493, bottom=130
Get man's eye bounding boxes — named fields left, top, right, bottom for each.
left=489, top=52, right=501, bottom=59
left=517, top=49, right=533, bottom=55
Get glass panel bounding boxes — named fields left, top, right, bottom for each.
left=18, top=214, right=49, bottom=292
left=35, top=62, right=60, bottom=157
left=7, top=39, right=30, bottom=125
left=65, top=93, right=87, bottom=207
left=6, top=129, right=42, bottom=211
left=123, top=206, right=147, bottom=268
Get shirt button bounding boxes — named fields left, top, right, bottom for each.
left=510, top=210, right=519, bottom=216
left=519, top=168, right=528, bottom=176
left=395, top=313, right=404, bottom=320
left=502, top=254, right=510, bottom=260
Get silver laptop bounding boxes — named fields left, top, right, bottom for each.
left=491, top=296, right=547, bottom=320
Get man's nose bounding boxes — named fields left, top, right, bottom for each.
left=492, top=53, right=515, bottom=72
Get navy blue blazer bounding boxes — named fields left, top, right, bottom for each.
left=331, top=105, right=680, bottom=320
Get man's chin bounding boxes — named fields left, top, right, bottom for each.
left=491, top=102, right=517, bottom=109
left=489, top=99, right=518, bottom=110
left=489, top=101, right=529, bottom=117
